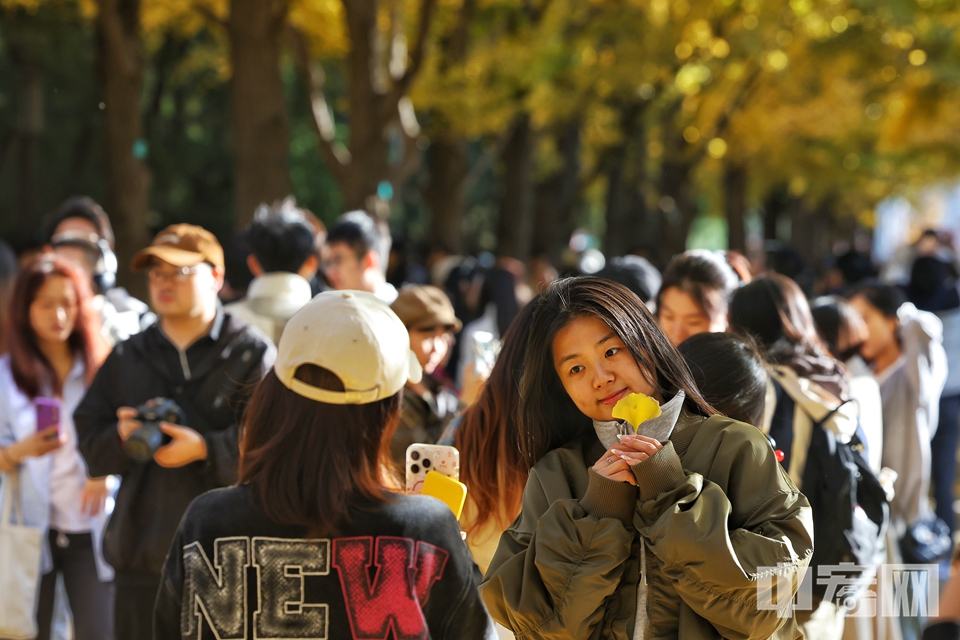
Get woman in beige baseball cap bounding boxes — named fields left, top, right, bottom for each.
left=154, top=290, right=496, bottom=639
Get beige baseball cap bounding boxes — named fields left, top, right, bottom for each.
left=130, top=224, right=224, bottom=271
left=276, top=290, right=422, bottom=404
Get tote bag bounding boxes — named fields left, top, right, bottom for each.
left=0, top=471, right=44, bottom=640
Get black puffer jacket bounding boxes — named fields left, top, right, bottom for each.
left=74, top=310, right=275, bottom=575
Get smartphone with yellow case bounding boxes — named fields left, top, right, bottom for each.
left=422, top=470, right=468, bottom=520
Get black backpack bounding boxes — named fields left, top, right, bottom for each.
left=800, top=399, right=890, bottom=604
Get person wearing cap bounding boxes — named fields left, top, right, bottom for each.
left=389, top=285, right=464, bottom=468
left=45, top=196, right=155, bottom=345
left=153, top=290, right=496, bottom=640
left=74, top=224, right=276, bottom=640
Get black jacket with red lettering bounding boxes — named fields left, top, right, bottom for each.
left=154, top=485, right=497, bottom=640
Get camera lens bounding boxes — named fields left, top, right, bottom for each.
left=410, top=464, right=420, bottom=474
left=410, top=451, right=420, bottom=461
left=423, top=458, right=431, bottom=468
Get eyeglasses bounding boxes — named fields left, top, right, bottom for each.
left=322, top=255, right=357, bottom=270
left=147, top=264, right=204, bottom=283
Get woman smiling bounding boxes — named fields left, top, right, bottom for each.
left=480, top=276, right=813, bottom=640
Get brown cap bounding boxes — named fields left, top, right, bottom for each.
left=391, top=285, right=462, bottom=332
left=130, top=224, right=224, bottom=271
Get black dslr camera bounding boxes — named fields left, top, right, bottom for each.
left=123, top=398, right=184, bottom=463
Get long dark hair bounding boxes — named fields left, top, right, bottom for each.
left=519, top=277, right=716, bottom=466
left=850, top=280, right=906, bottom=318
left=239, top=365, right=402, bottom=535
left=455, top=300, right=536, bottom=534
left=730, top=274, right=848, bottom=397
left=810, top=296, right=868, bottom=362
left=8, top=254, right=108, bottom=398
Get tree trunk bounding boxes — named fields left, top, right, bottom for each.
left=340, top=0, right=390, bottom=211
left=724, top=162, right=748, bottom=253
left=762, top=185, right=789, bottom=242
left=229, top=0, right=291, bottom=227
left=96, top=0, right=151, bottom=299
left=534, top=120, right=580, bottom=263
left=604, top=160, right=652, bottom=258
left=421, top=0, right=475, bottom=253
left=658, top=157, right=696, bottom=256
left=604, top=143, right=629, bottom=257
left=604, top=105, right=649, bottom=257
left=497, top=115, right=535, bottom=261
left=424, top=135, right=468, bottom=253
left=11, top=43, right=43, bottom=224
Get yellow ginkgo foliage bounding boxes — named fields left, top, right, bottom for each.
left=612, top=393, right=662, bottom=432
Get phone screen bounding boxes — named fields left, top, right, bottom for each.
left=35, top=398, right=61, bottom=435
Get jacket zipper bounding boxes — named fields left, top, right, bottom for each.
left=178, top=347, right=192, bottom=381
left=634, top=537, right=648, bottom=640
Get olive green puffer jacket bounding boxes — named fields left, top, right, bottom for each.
left=480, top=412, right=813, bottom=640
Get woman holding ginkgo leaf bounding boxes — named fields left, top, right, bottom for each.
left=479, top=276, right=814, bottom=640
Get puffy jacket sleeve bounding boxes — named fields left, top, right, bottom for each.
left=632, top=422, right=814, bottom=640
left=74, top=347, right=133, bottom=477
left=479, top=448, right=638, bottom=638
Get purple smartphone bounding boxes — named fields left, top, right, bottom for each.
left=35, top=397, right=61, bottom=435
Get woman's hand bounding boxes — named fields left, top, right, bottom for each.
left=81, top=477, right=110, bottom=516
left=593, top=436, right=664, bottom=485
left=21, top=425, right=63, bottom=458
left=611, top=434, right=663, bottom=466
left=0, top=426, right=62, bottom=471
left=593, top=448, right=638, bottom=485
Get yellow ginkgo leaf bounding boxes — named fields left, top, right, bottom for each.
left=612, top=393, right=662, bottom=432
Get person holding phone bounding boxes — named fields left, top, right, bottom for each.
left=154, top=290, right=496, bottom=639
left=480, top=277, right=813, bottom=639
left=388, top=285, right=464, bottom=467
left=0, top=254, right=114, bottom=640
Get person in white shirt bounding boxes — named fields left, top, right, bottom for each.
left=0, top=254, right=114, bottom=640
left=225, top=200, right=317, bottom=343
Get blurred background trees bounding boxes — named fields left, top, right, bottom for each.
left=1, top=0, right=958, bottom=278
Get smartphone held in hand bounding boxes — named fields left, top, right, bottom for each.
left=406, top=443, right=460, bottom=494
left=35, top=397, right=61, bottom=436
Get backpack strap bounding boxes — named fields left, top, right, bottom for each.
left=768, top=365, right=864, bottom=484
left=769, top=366, right=859, bottom=436
left=807, top=397, right=859, bottom=430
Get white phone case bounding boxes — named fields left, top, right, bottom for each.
left=405, top=444, right=460, bottom=494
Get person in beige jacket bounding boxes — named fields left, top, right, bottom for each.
left=480, top=277, right=814, bottom=640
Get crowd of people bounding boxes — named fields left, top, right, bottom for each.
left=0, top=195, right=959, bottom=640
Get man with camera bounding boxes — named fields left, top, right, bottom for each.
left=74, top=224, right=275, bottom=640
